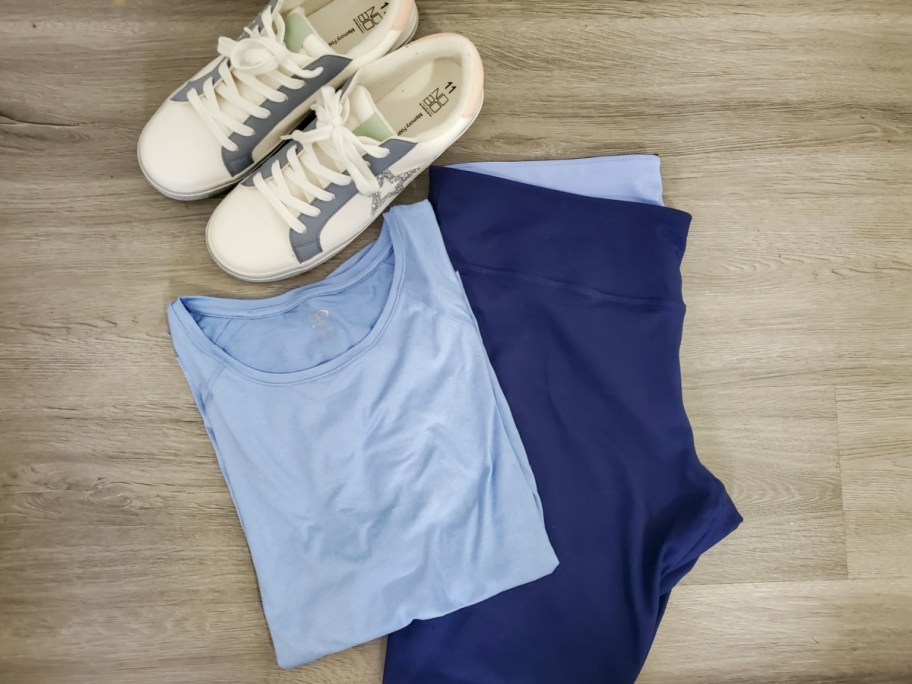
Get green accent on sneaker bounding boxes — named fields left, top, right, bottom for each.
left=353, top=113, right=394, bottom=142
left=284, top=13, right=314, bottom=51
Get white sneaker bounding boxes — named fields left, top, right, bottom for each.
left=138, top=0, right=419, bottom=201
left=206, top=33, right=484, bottom=282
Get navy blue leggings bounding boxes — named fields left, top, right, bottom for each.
left=383, top=165, right=742, bottom=684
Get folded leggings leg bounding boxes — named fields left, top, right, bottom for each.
left=383, top=163, right=742, bottom=684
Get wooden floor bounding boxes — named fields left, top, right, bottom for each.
left=1, top=1, right=910, bottom=682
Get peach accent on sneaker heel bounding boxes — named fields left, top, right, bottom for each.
left=392, top=0, right=416, bottom=30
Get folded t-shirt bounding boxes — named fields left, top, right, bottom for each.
left=168, top=201, right=558, bottom=668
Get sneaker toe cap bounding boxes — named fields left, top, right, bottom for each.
left=206, top=185, right=300, bottom=280
left=138, top=101, right=232, bottom=199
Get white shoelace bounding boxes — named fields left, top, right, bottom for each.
left=253, top=86, right=390, bottom=233
left=187, top=0, right=324, bottom=151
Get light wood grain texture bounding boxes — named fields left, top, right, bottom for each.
left=837, top=384, right=912, bottom=580
left=1, top=1, right=910, bottom=682
left=638, top=579, right=912, bottom=684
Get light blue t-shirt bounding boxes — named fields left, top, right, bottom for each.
left=167, top=201, right=558, bottom=669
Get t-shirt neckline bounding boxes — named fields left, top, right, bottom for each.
left=170, top=218, right=406, bottom=385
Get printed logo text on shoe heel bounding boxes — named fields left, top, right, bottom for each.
left=420, top=81, right=456, bottom=117
left=398, top=83, right=458, bottom=135
left=330, top=3, right=388, bottom=46
left=354, top=4, right=387, bottom=33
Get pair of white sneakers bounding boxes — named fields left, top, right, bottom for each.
left=138, top=0, right=483, bottom=281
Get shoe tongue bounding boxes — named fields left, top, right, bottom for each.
left=346, top=85, right=395, bottom=142
left=211, top=7, right=332, bottom=139
left=260, top=85, right=393, bottom=207
left=283, top=8, right=333, bottom=56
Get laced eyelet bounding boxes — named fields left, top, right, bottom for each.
left=327, top=193, right=336, bottom=201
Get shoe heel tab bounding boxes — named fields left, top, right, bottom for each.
left=409, top=32, right=475, bottom=50
left=460, top=39, right=484, bottom=118
left=391, top=0, right=417, bottom=31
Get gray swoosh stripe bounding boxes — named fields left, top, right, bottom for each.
left=248, top=0, right=282, bottom=33
left=170, top=58, right=226, bottom=103
left=220, top=54, right=351, bottom=177
left=170, top=0, right=282, bottom=103
left=288, top=139, right=417, bottom=263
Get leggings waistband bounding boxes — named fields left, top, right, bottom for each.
left=428, top=166, right=692, bottom=305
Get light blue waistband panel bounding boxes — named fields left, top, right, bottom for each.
left=447, top=155, right=664, bottom=206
